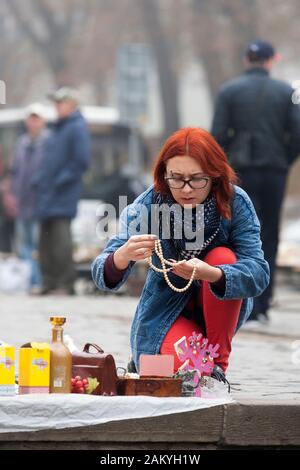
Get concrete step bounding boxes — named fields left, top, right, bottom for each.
left=0, top=400, right=299, bottom=449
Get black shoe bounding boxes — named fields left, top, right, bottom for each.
left=126, top=358, right=137, bottom=374
left=211, top=365, right=231, bottom=393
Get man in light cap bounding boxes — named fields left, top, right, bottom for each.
left=36, top=87, right=90, bottom=295
left=10, top=103, right=50, bottom=291
left=212, top=39, right=300, bottom=327
left=47, top=87, right=80, bottom=118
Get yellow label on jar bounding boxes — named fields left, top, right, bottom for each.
left=0, top=344, right=15, bottom=385
left=19, top=343, right=50, bottom=388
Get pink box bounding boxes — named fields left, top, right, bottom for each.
left=139, top=354, right=174, bottom=377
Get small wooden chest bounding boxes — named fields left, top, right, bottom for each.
left=117, top=377, right=182, bottom=397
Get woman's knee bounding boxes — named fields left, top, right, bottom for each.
left=204, top=246, right=237, bottom=265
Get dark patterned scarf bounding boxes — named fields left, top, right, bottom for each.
left=153, top=191, right=221, bottom=260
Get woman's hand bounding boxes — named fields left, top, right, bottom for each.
left=113, top=234, right=158, bottom=270
left=170, top=258, right=223, bottom=283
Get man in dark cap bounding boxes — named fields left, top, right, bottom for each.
left=211, top=39, right=300, bottom=327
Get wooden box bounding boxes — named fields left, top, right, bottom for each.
left=117, top=377, right=182, bottom=397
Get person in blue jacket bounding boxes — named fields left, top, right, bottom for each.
left=36, top=87, right=90, bottom=295
left=91, top=127, right=269, bottom=388
left=11, top=103, right=50, bottom=291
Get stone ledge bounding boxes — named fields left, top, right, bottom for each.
left=0, top=400, right=300, bottom=449
left=222, top=399, right=300, bottom=447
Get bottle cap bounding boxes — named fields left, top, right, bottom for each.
left=50, top=316, right=66, bottom=327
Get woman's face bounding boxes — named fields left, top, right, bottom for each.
left=165, top=155, right=212, bottom=207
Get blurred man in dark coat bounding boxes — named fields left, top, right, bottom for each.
left=212, top=40, right=300, bottom=326
left=36, top=88, right=90, bottom=295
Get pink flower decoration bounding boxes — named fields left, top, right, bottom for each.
left=174, top=334, right=220, bottom=397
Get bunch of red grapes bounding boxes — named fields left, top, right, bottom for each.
left=71, top=375, right=89, bottom=394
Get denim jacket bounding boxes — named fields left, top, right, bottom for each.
left=91, top=185, right=270, bottom=372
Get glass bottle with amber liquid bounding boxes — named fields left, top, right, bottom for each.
left=49, top=317, right=72, bottom=393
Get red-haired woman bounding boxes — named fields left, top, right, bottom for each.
left=92, top=128, right=270, bottom=390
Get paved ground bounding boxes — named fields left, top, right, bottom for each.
left=1, top=270, right=300, bottom=402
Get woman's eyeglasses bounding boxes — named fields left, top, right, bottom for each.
left=164, top=176, right=211, bottom=190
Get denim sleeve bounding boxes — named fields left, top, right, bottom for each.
left=91, top=205, right=136, bottom=292
left=91, top=193, right=152, bottom=292
left=210, top=192, right=270, bottom=300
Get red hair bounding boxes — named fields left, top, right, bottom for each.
left=153, top=128, right=238, bottom=219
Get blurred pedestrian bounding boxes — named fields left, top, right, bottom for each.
left=36, top=87, right=90, bottom=295
left=10, top=103, right=49, bottom=291
left=211, top=39, right=300, bottom=326
left=0, top=147, right=16, bottom=253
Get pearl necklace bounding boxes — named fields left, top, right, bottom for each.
left=147, top=239, right=197, bottom=293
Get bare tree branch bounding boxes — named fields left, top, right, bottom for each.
left=192, top=0, right=258, bottom=99
left=7, top=0, right=46, bottom=49
left=6, top=0, right=74, bottom=80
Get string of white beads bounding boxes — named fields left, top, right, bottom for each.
left=147, top=239, right=197, bottom=293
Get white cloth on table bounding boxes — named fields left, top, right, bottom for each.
left=0, top=393, right=233, bottom=433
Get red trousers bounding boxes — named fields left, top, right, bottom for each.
left=160, top=247, right=242, bottom=372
